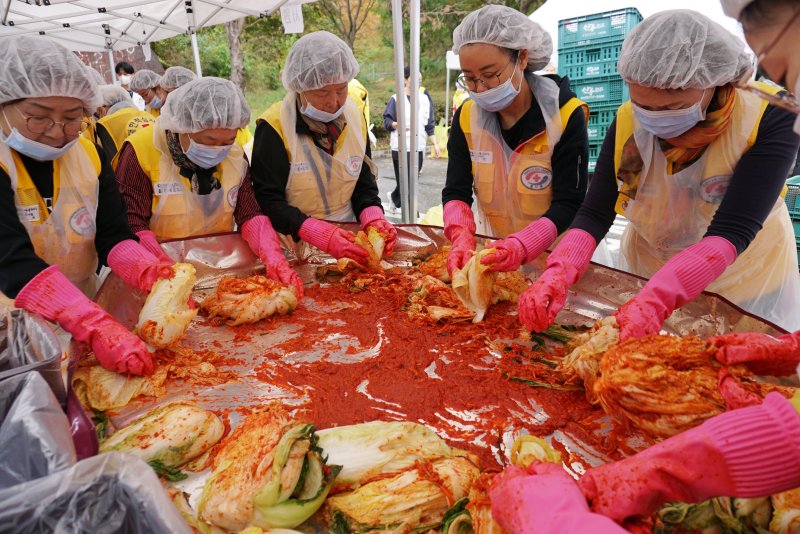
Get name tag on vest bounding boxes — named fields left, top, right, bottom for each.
left=17, top=205, right=40, bottom=223
left=469, top=150, right=493, bottom=164
left=154, top=182, right=185, bottom=196
left=291, top=162, right=311, bottom=173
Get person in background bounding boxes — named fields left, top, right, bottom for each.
left=113, top=77, right=302, bottom=295
left=451, top=77, right=470, bottom=124
left=520, top=9, right=800, bottom=337
left=443, top=5, right=589, bottom=278
left=114, top=61, right=145, bottom=110
left=129, top=69, right=163, bottom=118
left=93, top=85, right=154, bottom=162
left=0, top=36, right=176, bottom=376
left=348, top=78, right=370, bottom=133
left=250, top=31, right=396, bottom=263
left=383, top=66, right=441, bottom=215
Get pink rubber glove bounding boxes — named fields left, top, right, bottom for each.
left=107, top=239, right=175, bottom=293
left=241, top=215, right=304, bottom=298
left=359, top=205, right=398, bottom=255
left=15, top=266, right=154, bottom=376
left=135, top=230, right=174, bottom=263
left=482, top=217, right=558, bottom=272
left=578, top=392, right=800, bottom=522
left=518, top=229, right=596, bottom=332
left=298, top=217, right=369, bottom=263
left=443, top=200, right=476, bottom=277
left=614, top=236, right=736, bottom=341
left=709, top=331, right=800, bottom=376
left=490, top=463, right=624, bottom=534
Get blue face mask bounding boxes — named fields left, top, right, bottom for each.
left=467, top=63, right=523, bottom=113
left=300, top=99, right=345, bottom=123
left=3, top=128, right=78, bottom=161
left=185, top=139, right=232, bottom=169
left=632, top=92, right=708, bottom=139
left=149, top=96, right=162, bottom=110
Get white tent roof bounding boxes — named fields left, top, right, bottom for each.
left=529, top=0, right=746, bottom=68
left=0, top=0, right=315, bottom=51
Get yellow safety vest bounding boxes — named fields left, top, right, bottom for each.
left=258, top=96, right=367, bottom=221
left=147, top=107, right=161, bottom=119
left=461, top=75, right=588, bottom=237
left=96, top=107, right=155, bottom=157
left=612, top=83, right=800, bottom=329
left=1, top=137, right=101, bottom=293
left=348, top=79, right=370, bottom=128
left=120, top=126, right=247, bottom=240
left=235, top=127, right=253, bottom=150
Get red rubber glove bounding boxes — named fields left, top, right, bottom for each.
left=518, top=229, right=596, bottom=332
left=443, top=200, right=476, bottom=277
left=107, top=239, right=175, bottom=293
left=298, top=217, right=369, bottom=263
left=241, top=215, right=304, bottom=298
left=709, top=331, right=800, bottom=376
left=482, top=217, right=558, bottom=272
left=359, top=205, right=398, bottom=255
left=577, top=393, right=800, bottom=522
left=134, top=230, right=174, bottom=263
left=15, top=266, right=154, bottom=375
left=615, top=236, right=736, bottom=341
left=490, top=463, right=624, bottom=534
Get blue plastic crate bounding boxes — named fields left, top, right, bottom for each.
left=572, top=76, right=629, bottom=104
left=558, top=39, right=623, bottom=80
left=586, top=103, right=621, bottom=142
left=786, top=176, right=800, bottom=217
left=558, top=8, right=642, bottom=46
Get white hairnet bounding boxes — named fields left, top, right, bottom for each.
left=160, top=66, right=197, bottom=91
left=158, top=77, right=250, bottom=134
left=281, top=31, right=359, bottom=92
left=0, top=36, right=100, bottom=110
left=452, top=5, right=552, bottom=72
left=720, top=0, right=752, bottom=20
left=84, top=66, right=106, bottom=86
left=618, top=9, right=753, bottom=90
left=98, top=84, right=133, bottom=108
left=129, top=69, right=161, bottom=91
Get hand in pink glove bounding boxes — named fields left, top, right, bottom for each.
left=482, top=217, right=558, bottom=272
left=298, top=217, right=369, bottom=263
left=614, top=236, right=736, bottom=342
left=359, top=206, right=398, bottom=255
left=709, top=331, right=800, bottom=376
left=107, top=239, right=175, bottom=293
left=15, top=266, right=154, bottom=375
left=578, top=392, right=800, bottom=522
left=135, top=230, right=174, bottom=263
left=241, top=215, right=304, bottom=298
left=491, top=462, right=624, bottom=534
left=443, top=200, right=476, bottom=277
left=518, top=229, right=596, bottom=332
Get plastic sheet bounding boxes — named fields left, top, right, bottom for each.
left=0, top=452, right=192, bottom=534
left=0, top=372, right=75, bottom=490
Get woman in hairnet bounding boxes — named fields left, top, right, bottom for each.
left=113, top=77, right=302, bottom=295
left=442, top=5, right=588, bottom=277
left=0, top=36, right=177, bottom=376
left=250, top=31, right=396, bottom=264
left=93, top=85, right=154, bottom=161
left=129, top=69, right=163, bottom=117
left=520, top=9, right=800, bottom=338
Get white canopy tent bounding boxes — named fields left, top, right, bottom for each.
left=0, top=0, right=316, bottom=79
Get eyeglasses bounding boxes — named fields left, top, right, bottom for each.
left=9, top=106, right=89, bottom=137
left=457, top=57, right=515, bottom=91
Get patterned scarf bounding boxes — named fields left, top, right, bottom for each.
left=165, top=130, right=221, bottom=195
left=297, top=103, right=347, bottom=155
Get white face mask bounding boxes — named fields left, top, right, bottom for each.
left=632, top=90, right=709, bottom=139
left=118, top=74, right=132, bottom=86
left=300, top=99, right=345, bottom=123
left=467, top=62, right=523, bottom=113
left=185, top=139, right=232, bottom=169
left=2, top=127, right=78, bottom=161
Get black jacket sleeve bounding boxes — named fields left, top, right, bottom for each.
left=94, top=143, right=137, bottom=265
left=94, top=123, right=118, bottom=164
left=424, top=89, right=436, bottom=136
left=442, top=105, right=475, bottom=207
left=383, top=96, right=397, bottom=132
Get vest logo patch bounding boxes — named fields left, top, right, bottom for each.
left=291, top=162, right=311, bottom=173
left=346, top=156, right=362, bottom=176
left=154, top=182, right=185, bottom=196
left=469, top=149, right=492, bottom=164
left=126, top=116, right=153, bottom=136
left=699, top=175, right=731, bottom=204
left=69, top=207, right=95, bottom=236
left=17, top=204, right=40, bottom=223
left=227, top=185, right=240, bottom=208
left=520, top=166, right=552, bottom=190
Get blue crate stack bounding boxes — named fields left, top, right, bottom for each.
left=557, top=8, right=642, bottom=173
left=785, top=176, right=800, bottom=267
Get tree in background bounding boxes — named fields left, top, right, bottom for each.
left=225, top=18, right=246, bottom=90
left=317, top=0, right=377, bottom=50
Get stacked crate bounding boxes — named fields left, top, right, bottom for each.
left=557, top=8, right=643, bottom=173
left=786, top=176, right=800, bottom=267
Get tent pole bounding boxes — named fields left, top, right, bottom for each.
left=190, top=32, right=203, bottom=76
left=445, top=67, right=450, bottom=128
left=186, top=0, right=203, bottom=76
left=390, top=0, right=409, bottom=223
left=107, top=47, right=116, bottom=83
left=408, top=0, right=420, bottom=223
